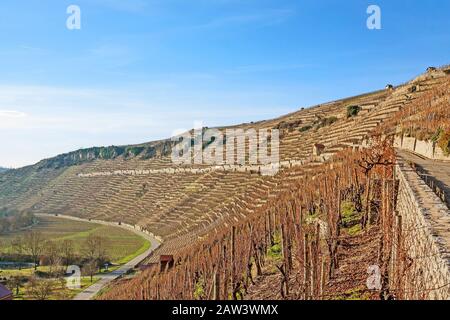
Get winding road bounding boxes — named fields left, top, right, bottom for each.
left=35, top=214, right=161, bottom=300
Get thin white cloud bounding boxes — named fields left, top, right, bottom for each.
left=0, top=110, right=27, bottom=118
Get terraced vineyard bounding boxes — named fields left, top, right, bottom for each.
left=1, top=66, right=449, bottom=300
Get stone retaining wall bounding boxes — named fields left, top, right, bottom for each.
left=76, top=160, right=307, bottom=178
left=390, top=160, right=450, bottom=299
left=394, top=136, right=450, bottom=161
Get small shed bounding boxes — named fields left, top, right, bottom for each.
left=313, top=144, right=325, bottom=156
left=160, top=255, right=174, bottom=272
left=0, top=284, right=13, bottom=300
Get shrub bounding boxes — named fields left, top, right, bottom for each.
left=267, top=232, right=282, bottom=259
left=275, top=119, right=303, bottom=130
left=347, top=224, right=362, bottom=236
left=437, top=129, right=450, bottom=155
left=268, top=243, right=282, bottom=258
left=431, top=128, right=444, bottom=142
left=194, top=277, right=205, bottom=300
left=299, top=125, right=313, bottom=132
left=318, top=116, right=338, bottom=128
left=141, top=146, right=157, bottom=160
left=347, top=105, right=361, bottom=118
left=340, top=201, right=360, bottom=228
left=124, top=146, right=145, bottom=158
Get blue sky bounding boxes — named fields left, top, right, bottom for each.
left=1, top=0, right=449, bottom=167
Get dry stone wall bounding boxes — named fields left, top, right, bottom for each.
left=76, top=160, right=307, bottom=178
left=394, top=136, right=450, bottom=161
left=391, top=160, right=450, bottom=299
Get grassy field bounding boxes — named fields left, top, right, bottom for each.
left=6, top=271, right=100, bottom=300
left=0, top=216, right=149, bottom=264
left=0, top=216, right=150, bottom=300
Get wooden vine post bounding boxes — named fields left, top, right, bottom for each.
left=230, top=226, right=236, bottom=300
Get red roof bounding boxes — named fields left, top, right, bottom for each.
left=160, top=255, right=174, bottom=262
left=0, top=284, right=13, bottom=300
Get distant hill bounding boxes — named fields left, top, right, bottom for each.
left=0, top=167, right=9, bottom=173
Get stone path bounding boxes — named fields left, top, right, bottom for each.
left=74, top=243, right=158, bottom=300
left=396, top=149, right=450, bottom=208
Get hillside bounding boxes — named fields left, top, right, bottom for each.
left=0, top=167, right=9, bottom=173
left=1, top=67, right=448, bottom=235
left=1, top=65, right=449, bottom=300
left=100, top=66, right=450, bottom=300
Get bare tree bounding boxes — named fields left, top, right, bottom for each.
left=60, top=239, right=75, bottom=267
left=7, top=275, right=27, bottom=296
left=57, top=276, right=71, bottom=300
left=43, top=240, right=64, bottom=276
left=22, top=231, right=44, bottom=270
left=83, top=260, right=98, bottom=283
left=82, top=235, right=109, bottom=271
left=26, top=277, right=56, bottom=300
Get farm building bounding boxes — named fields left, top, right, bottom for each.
left=160, top=255, right=174, bottom=272
left=313, top=143, right=326, bottom=156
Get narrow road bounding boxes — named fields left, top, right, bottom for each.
left=396, top=149, right=450, bottom=208
left=35, top=214, right=161, bottom=300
